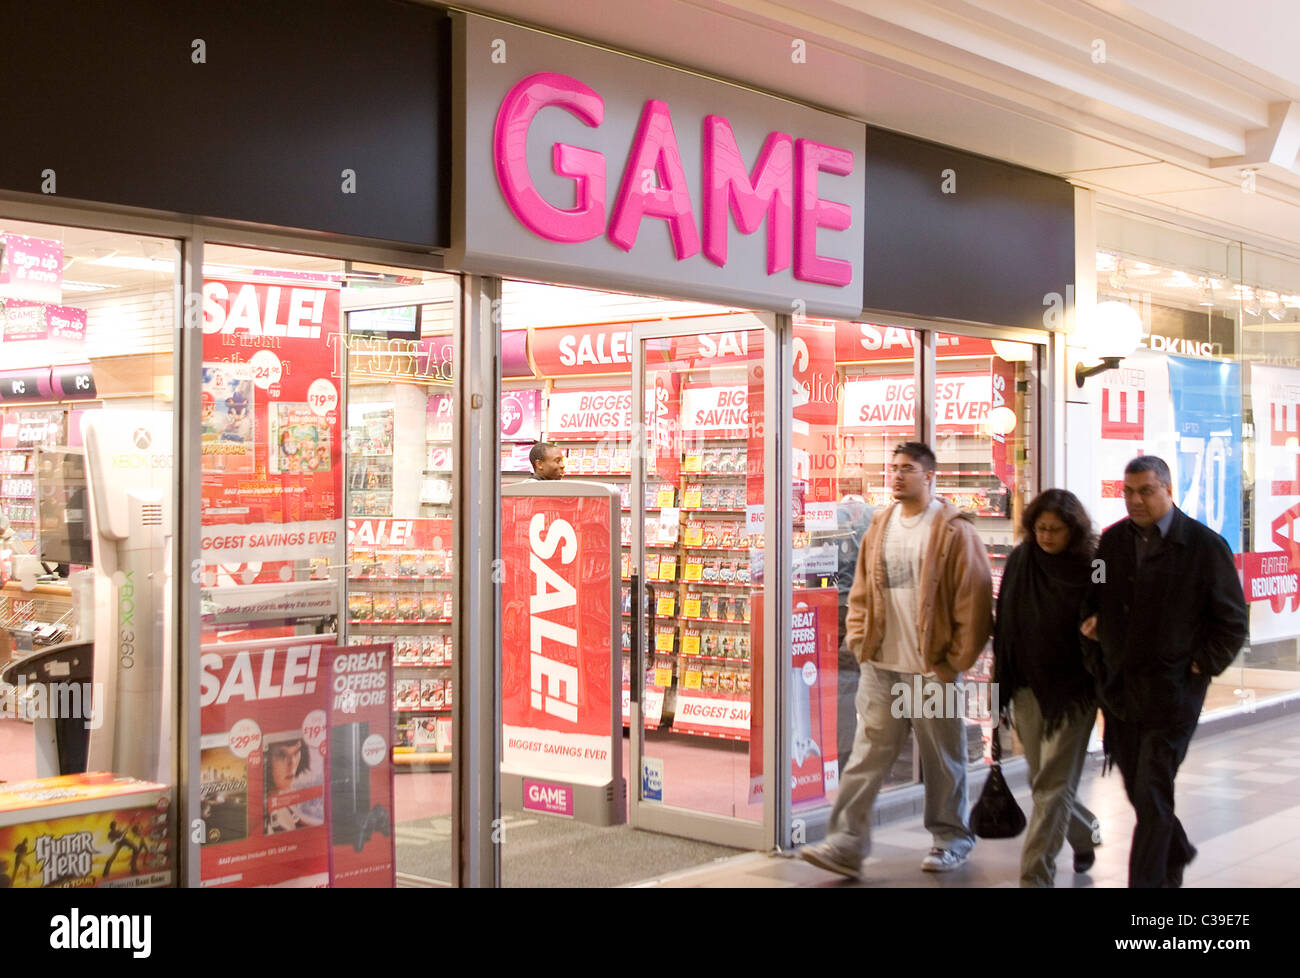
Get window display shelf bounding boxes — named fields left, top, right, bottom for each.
left=350, top=617, right=454, bottom=625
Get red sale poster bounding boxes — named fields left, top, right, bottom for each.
left=500, top=495, right=614, bottom=783
left=199, top=637, right=333, bottom=887
left=326, top=643, right=396, bottom=888
left=200, top=275, right=344, bottom=566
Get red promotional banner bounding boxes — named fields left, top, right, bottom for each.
left=1238, top=550, right=1300, bottom=611
left=749, top=588, right=839, bottom=803
left=842, top=373, right=992, bottom=433
left=199, top=637, right=333, bottom=887
left=500, top=495, right=614, bottom=783
left=833, top=321, right=995, bottom=362
left=530, top=322, right=633, bottom=376
left=681, top=384, right=750, bottom=439
left=990, top=355, right=1016, bottom=493
left=326, top=644, right=396, bottom=888
left=793, top=320, right=838, bottom=427
left=347, top=517, right=453, bottom=554
left=200, top=276, right=344, bottom=565
left=651, top=372, right=680, bottom=485
left=670, top=328, right=762, bottom=367
left=546, top=387, right=634, bottom=440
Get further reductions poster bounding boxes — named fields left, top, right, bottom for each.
left=199, top=637, right=332, bottom=887
left=200, top=275, right=343, bottom=565
left=1247, top=364, right=1300, bottom=642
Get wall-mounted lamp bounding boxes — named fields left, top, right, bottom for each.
left=991, top=340, right=1034, bottom=362
left=1074, top=300, right=1144, bottom=387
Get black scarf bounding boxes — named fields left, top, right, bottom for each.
left=993, top=542, right=1096, bottom=736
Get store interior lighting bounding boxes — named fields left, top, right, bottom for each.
left=1243, top=287, right=1264, bottom=317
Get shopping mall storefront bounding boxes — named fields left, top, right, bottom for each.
left=1067, top=202, right=1300, bottom=717
left=0, top=2, right=1077, bottom=886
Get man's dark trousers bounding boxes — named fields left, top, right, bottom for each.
left=1104, top=708, right=1200, bottom=887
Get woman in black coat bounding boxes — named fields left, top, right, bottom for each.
left=993, top=489, right=1102, bottom=887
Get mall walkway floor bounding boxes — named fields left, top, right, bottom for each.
left=634, top=709, right=1300, bottom=888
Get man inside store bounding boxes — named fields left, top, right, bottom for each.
left=801, top=442, right=992, bottom=879
left=1080, top=455, right=1247, bottom=888
left=528, top=442, right=566, bottom=481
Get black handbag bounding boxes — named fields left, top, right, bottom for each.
left=970, top=723, right=1026, bottom=839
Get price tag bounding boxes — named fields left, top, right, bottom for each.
left=683, top=485, right=703, bottom=509
left=307, top=378, right=339, bottom=417
left=683, top=595, right=701, bottom=618
left=654, top=666, right=673, bottom=687
left=655, top=628, right=675, bottom=652
left=683, top=669, right=702, bottom=690
left=682, top=632, right=701, bottom=655
left=656, top=593, right=676, bottom=616
left=658, top=556, right=677, bottom=581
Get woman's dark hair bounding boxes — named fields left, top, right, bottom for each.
left=1020, top=489, right=1097, bottom=559
left=263, top=737, right=312, bottom=794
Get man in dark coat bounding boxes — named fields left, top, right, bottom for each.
left=1081, top=455, right=1247, bottom=888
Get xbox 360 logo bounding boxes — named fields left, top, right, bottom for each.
left=133, top=428, right=152, bottom=450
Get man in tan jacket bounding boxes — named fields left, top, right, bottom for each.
left=801, top=442, right=993, bottom=880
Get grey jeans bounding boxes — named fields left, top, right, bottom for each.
left=1013, top=687, right=1100, bottom=887
left=825, top=663, right=975, bottom=860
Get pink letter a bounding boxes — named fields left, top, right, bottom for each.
left=608, top=100, right=700, bottom=260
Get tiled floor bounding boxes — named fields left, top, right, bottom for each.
left=638, top=711, right=1300, bottom=888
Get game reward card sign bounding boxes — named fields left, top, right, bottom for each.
left=200, top=275, right=344, bottom=566
left=500, top=483, right=624, bottom=824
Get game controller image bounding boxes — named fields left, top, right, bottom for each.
left=354, top=804, right=391, bottom=853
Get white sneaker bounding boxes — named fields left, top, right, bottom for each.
left=920, top=847, right=969, bottom=872
left=799, top=842, right=863, bottom=881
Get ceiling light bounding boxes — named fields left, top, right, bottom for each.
left=61, top=280, right=114, bottom=294
left=1109, top=258, right=1128, bottom=291
left=1244, top=288, right=1263, bottom=317
left=1198, top=278, right=1215, bottom=306
left=88, top=255, right=175, bottom=272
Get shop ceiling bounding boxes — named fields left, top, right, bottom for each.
left=462, top=0, right=1300, bottom=258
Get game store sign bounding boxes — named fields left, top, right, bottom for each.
left=454, top=14, right=865, bottom=319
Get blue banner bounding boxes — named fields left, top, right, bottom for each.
left=1167, top=356, right=1242, bottom=551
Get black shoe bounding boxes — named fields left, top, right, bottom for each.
left=1073, top=849, right=1096, bottom=873
left=1164, top=845, right=1197, bottom=888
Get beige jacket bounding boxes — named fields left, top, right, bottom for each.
left=845, top=498, right=993, bottom=673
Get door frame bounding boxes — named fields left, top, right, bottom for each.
left=626, top=313, right=785, bottom=851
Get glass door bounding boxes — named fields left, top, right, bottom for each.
left=629, top=318, right=772, bottom=849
